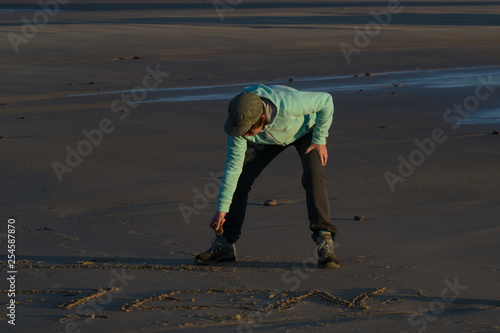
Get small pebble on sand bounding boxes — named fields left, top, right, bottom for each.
left=264, top=199, right=277, bottom=206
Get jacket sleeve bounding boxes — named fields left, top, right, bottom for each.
left=292, top=90, right=334, bottom=145
left=216, top=135, right=247, bottom=212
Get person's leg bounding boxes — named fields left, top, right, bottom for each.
left=294, top=132, right=339, bottom=268
left=293, top=132, right=337, bottom=239
left=223, top=142, right=286, bottom=243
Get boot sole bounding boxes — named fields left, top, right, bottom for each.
left=195, top=254, right=237, bottom=266
left=318, top=261, right=341, bottom=269
left=195, top=243, right=237, bottom=265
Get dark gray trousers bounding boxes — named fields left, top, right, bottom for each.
left=223, top=131, right=337, bottom=244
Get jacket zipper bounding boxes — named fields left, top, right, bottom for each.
left=265, top=128, right=284, bottom=145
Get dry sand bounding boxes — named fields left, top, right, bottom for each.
left=1, top=1, right=500, bottom=332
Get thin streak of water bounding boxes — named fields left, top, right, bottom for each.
left=66, top=66, right=500, bottom=105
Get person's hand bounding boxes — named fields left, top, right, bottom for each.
left=305, top=143, right=328, bottom=166
left=209, top=211, right=227, bottom=231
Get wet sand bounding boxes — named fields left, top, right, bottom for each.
left=1, top=1, right=500, bottom=332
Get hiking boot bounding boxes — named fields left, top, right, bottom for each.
left=313, top=230, right=340, bottom=269
left=195, top=233, right=237, bottom=265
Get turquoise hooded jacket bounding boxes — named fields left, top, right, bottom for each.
left=217, top=84, right=334, bottom=213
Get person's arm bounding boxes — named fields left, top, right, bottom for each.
left=210, top=135, right=246, bottom=229
left=294, top=90, right=334, bottom=166
left=295, top=90, right=334, bottom=145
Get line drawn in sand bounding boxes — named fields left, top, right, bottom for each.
left=121, top=287, right=387, bottom=313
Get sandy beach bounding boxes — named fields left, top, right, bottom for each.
left=1, top=1, right=500, bottom=332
